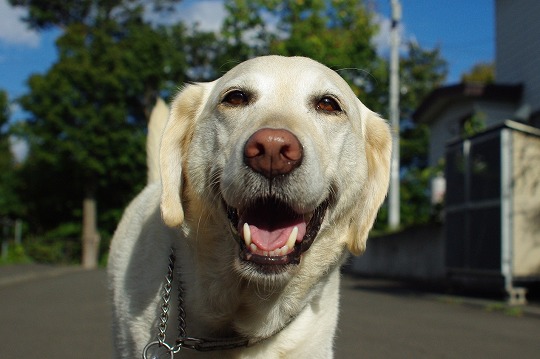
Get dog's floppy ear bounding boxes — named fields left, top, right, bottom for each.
left=347, top=104, right=392, bottom=255
left=160, top=83, right=210, bottom=227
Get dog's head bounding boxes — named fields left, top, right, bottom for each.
left=160, top=56, right=391, bottom=280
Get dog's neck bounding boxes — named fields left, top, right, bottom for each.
left=175, top=206, right=345, bottom=342
left=178, top=244, right=342, bottom=342
left=165, top=248, right=325, bottom=353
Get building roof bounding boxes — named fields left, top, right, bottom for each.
left=412, top=83, right=523, bottom=124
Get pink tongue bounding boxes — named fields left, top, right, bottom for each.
left=249, top=222, right=307, bottom=251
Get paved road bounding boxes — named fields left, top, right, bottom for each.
left=336, top=278, right=540, bottom=358
left=1, top=266, right=539, bottom=358
left=0, top=267, right=111, bottom=358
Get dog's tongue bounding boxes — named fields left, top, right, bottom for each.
left=248, top=221, right=307, bottom=251
left=239, top=201, right=307, bottom=252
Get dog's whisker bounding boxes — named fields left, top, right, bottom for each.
left=334, top=67, right=379, bottom=85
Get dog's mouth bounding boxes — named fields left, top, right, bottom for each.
left=226, top=198, right=328, bottom=271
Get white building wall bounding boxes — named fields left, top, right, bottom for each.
left=477, top=101, right=518, bottom=125
left=428, top=105, right=469, bottom=166
left=496, top=0, right=540, bottom=112
left=428, top=100, right=517, bottom=167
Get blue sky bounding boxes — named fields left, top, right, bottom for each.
left=380, top=0, right=494, bottom=79
left=0, top=0, right=494, bottom=112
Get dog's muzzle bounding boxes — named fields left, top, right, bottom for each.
left=226, top=198, right=328, bottom=270
left=223, top=127, right=329, bottom=273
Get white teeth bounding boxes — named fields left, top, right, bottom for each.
left=286, top=226, right=298, bottom=250
left=244, top=226, right=297, bottom=257
left=243, top=222, right=251, bottom=246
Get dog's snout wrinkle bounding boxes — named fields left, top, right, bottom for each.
left=244, top=128, right=303, bottom=179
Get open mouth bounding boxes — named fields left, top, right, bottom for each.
left=226, top=197, right=328, bottom=271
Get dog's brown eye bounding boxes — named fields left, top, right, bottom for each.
left=223, top=90, right=249, bottom=106
left=317, top=96, right=342, bottom=112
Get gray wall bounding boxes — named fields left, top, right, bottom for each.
left=496, top=0, right=540, bottom=113
left=349, top=224, right=446, bottom=281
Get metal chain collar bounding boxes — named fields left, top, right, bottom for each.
left=143, top=249, right=184, bottom=358
left=142, top=249, right=251, bottom=358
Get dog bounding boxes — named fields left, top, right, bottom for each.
left=108, top=55, right=391, bottom=358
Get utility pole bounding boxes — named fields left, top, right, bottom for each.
left=388, top=0, right=401, bottom=229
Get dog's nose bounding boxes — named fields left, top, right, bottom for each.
left=244, top=128, right=303, bottom=178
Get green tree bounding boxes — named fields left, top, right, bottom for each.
left=400, top=42, right=447, bottom=168
left=461, top=62, right=494, bottom=84
left=220, top=0, right=272, bottom=63
left=13, top=0, right=186, bottom=267
left=400, top=42, right=448, bottom=119
left=371, top=42, right=447, bottom=229
left=0, top=91, right=23, bottom=219
left=397, top=42, right=448, bottom=227
left=9, top=0, right=180, bottom=29
left=220, top=0, right=387, bottom=112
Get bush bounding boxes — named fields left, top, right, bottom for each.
left=0, top=243, right=32, bottom=265
left=24, top=222, right=82, bottom=264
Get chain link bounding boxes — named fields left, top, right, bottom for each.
left=143, top=249, right=184, bottom=358
left=174, top=268, right=187, bottom=351
left=143, top=248, right=252, bottom=358
left=157, top=252, right=175, bottom=345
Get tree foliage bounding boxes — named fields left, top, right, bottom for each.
left=461, top=62, right=494, bottom=84
left=397, top=42, right=447, bottom=227
left=400, top=42, right=448, bottom=119
left=0, top=91, right=23, bottom=218
left=220, top=0, right=387, bottom=112
left=9, top=0, right=180, bottom=29
left=12, top=0, right=188, bottom=265
left=16, top=22, right=151, bottom=234
left=400, top=42, right=447, bottom=166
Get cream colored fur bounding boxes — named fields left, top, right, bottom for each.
left=108, top=56, right=391, bottom=358
left=146, top=97, right=169, bottom=183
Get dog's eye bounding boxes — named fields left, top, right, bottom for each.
left=222, top=90, right=249, bottom=106
left=316, top=96, right=342, bottom=113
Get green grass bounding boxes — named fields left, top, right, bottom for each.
left=0, top=244, right=33, bottom=265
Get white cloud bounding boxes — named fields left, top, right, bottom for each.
left=371, top=13, right=408, bottom=57
left=9, top=136, right=28, bottom=163
left=178, top=0, right=227, bottom=32
left=0, top=0, right=40, bottom=47
left=145, top=0, right=227, bottom=32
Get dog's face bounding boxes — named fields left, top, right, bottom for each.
left=160, top=56, right=391, bottom=282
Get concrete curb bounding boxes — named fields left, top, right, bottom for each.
left=0, top=264, right=85, bottom=287
left=341, top=274, right=540, bottom=320
left=427, top=293, right=540, bottom=319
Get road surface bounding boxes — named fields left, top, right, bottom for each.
left=1, top=266, right=539, bottom=358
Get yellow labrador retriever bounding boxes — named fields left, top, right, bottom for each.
left=108, top=56, right=391, bottom=358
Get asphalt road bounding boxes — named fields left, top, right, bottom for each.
left=1, top=266, right=539, bottom=358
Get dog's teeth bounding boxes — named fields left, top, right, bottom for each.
left=286, top=226, right=298, bottom=250
left=243, top=222, right=252, bottom=246
left=246, top=232, right=293, bottom=257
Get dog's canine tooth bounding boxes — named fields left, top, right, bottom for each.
left=286, top=226, right=298, bottom=250
left=243, top=222, right=251, bottom=246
